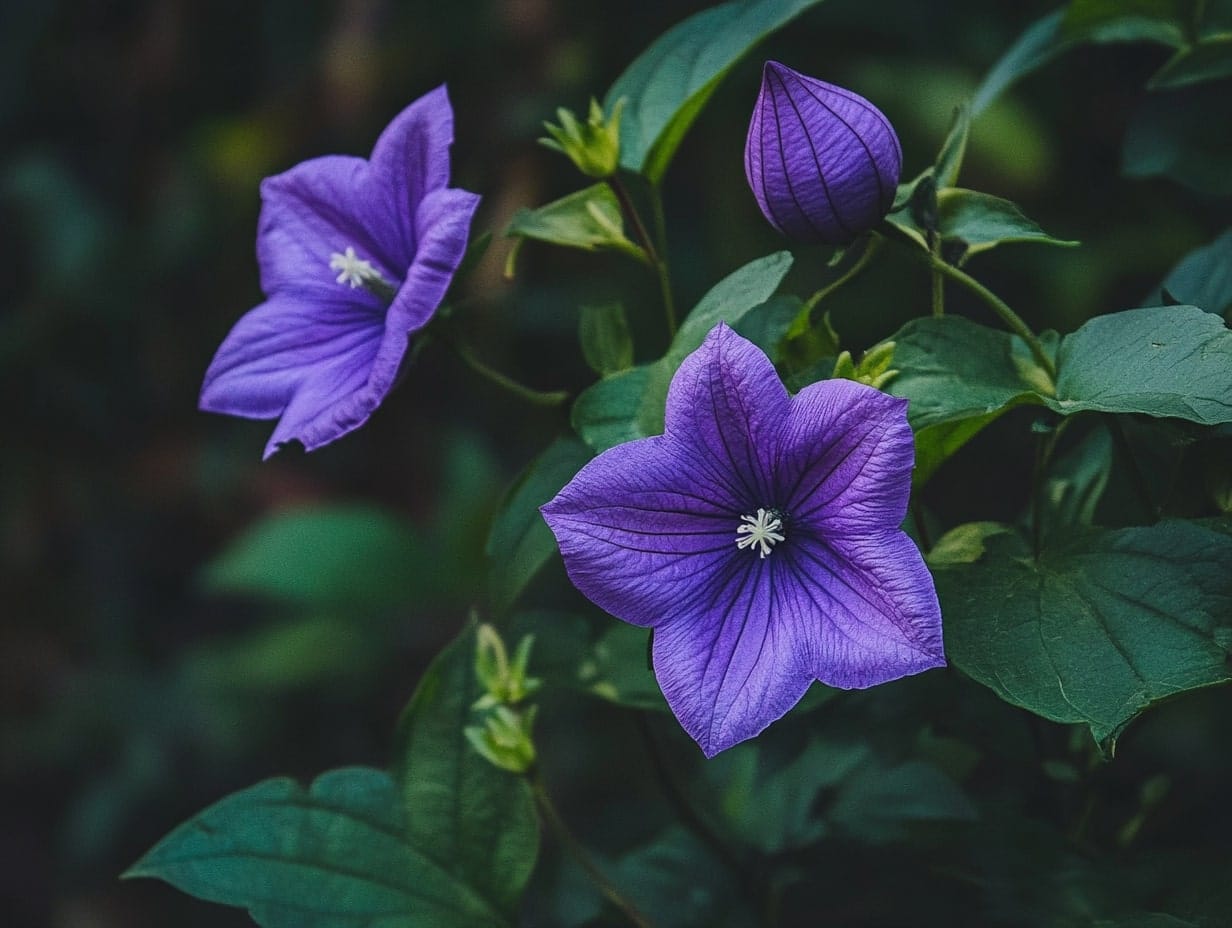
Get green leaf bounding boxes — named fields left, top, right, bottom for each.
left=1047, top=305, right=1232, bottom=424
left=1062, top=0, right=1192, bottom=47
left=604, top=0, right=826, bottom=182
left=1152, top=227, right=1232, bottom=315
left=936, top=188, right=1079, bottom=263
left=578, top=302, right=634, bottom=375
left=1123, top=83, right=1232, bottom=195
left=486, top=437, right=594, bottom=612
left=886, top=316, right=1050, bottom=483
left=393, top=627, right=539, bottom=917
left=1150, top=34, right=1232, bottom=87
left=126, top=767, right=511, bottom=927
left=505, top=183, right=647, bottom=262
left=200, top=505, right=424, bottom=611
left=572, top=252, right=793, bottom=453
left=972, top=10, right=1068, bottom=117
left=933, top=519, right=1232, bottom=745
left=1037, top=427, right=1114, bottom=545
left=934, top=104, right=972, bottom=189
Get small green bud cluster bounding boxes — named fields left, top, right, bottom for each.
left=540, top=98, right=625, bottom=179
left=465, top=624, right=541, bottom=774
left=831, top=340, right=898, bottom=390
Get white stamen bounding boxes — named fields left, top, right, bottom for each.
left=329, top=246, right=384, bottom=289
left=736, top=508, right=786, bottom=559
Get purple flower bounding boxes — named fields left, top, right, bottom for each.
left=542, top=324, right=943, bottom=756
left=745, top=61, right=901, bottom=245
left=200, top=86, right=480, bottom=458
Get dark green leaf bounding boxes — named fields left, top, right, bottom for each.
left=126, top=767, right=509, bottom=928
left=732, top=294, right=804, bottom=362
left=200, top=505, right=424, bottom=611
left=486, top=437, right=594, bottom=613
left=933, top=519, right=1232, bottom=745
left=934, top=104, right=972, bottom=188
left=1047, top=305, right=1232, bottom=424
left=1150, top=34, right=1232, bottom=87
left=1151, top=227, right=1232, bottom=314
left=936, top=188, right=1079, bottom=262
left=393, top=627, right=539, bottom=917
left=972, top=11, right=1068, bottom=117
left=505, top=183, right=646, bottom=261
left=1037, top=427, right=1114, bottom=545
left=886, top=316, right=1051, bottom=482
left=1062, top=0, right=1191, bottom=47
left=1123, top=83, right=1232, bottom=195
left=579, top=302, right=634, bottom=375
left=604, top=0, right=826, bottom=182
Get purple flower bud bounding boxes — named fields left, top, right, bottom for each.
left=745, top=61, right=902, bottom=245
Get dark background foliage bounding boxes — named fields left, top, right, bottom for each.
left=3, top=1, right=1229, bottom=926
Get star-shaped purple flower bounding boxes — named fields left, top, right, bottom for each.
left=200, top=86, right=480, bottom=458
left=542, top=324, right=944, bottom=756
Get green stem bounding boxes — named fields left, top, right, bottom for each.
left=881, top=230, right=1056, bottom=379
left=529, top=770, right=653, bottom=928
left=649, top=184, right=678, bottom=339
left=911, top=497, right=933, bottom=554
left=799, top=235, right=881, bottom=320
left=434, top=332, right=569, bottom=407
left=928, top=232, right=945, bottom=317
left=608, top=175, right=660, bottom=265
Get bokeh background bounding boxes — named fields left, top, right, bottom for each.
left=3, top=1, right=1228, bottom=925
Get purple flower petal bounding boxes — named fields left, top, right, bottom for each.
left=786, top=531, right=945, bottom=688
left=201, top=85, right=479, bottom=457
left=663, top=322, right=789, bottom=507
left=543, top=323, right=944, bottom=755
left=777, top=378, right=914, bottom=533
left=199, top=295, right=383, bottom=421
left=542, top=438, right=741, bottom=628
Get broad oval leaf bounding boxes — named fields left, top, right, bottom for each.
left=604, top=0, right=826, bottom=182
left=393, top=627, right=539, bottom=917
left=1048, top=305, right=1232, bottom=424
left=125, top=767, right=510, bottom=928
left=933, top=519, right=1232, bottom=746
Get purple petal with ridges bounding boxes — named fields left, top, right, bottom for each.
left=368, top=85, right=455, bottom=261
left=745, top=61, right=902, bottom=245
left=784, top=531, right=944, bottom=688
left=651, top=556, right=812, bottom=757
left=542, top=438, right=744, bottom=629
left=777, top=379, right=914, bottom=533
left=256, top=156, right=408, bottom=302
left=199, top=295, right=384, bottom=420
left=664, top=323, right=788, bottom=508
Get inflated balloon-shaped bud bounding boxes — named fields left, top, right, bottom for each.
left=745, top=61, right=902, bottom=244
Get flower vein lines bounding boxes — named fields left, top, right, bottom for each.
left=541, top=323, right=944, bottom=756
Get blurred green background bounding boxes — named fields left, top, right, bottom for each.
left=3, top=1, right=1228, bottom=925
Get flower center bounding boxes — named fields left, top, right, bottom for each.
left=735, top=507, right=786, bottom=559
left=328, top=246, right=399, bottom=303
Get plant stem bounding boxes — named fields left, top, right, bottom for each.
left=648, top=184, right=678, bottom=339
left=434, top=332, right=569, bottom=407
left=879, top=231, right=1056, bottom=379
left=928, top=232, right=945, bottom=317
left=528, top=769, right=653, bottom=928
left=911, top=497, right=933, bottom=553
left=799, top=235, right=881, bottom=320
left=609, top=175, right=677, bottom=340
